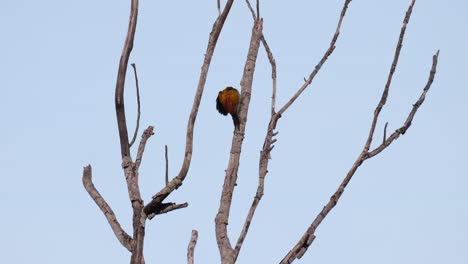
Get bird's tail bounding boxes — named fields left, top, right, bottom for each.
left=232, top=113, right=240, bottom=130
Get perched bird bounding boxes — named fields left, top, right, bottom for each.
left=216, top=87, right=240, bottom=129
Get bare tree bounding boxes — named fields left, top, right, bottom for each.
left=82, top=0, right=439, bottom=263
left=82, top=0, right=234, bottom=262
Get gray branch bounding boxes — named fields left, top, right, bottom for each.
left=187, top=230, right=199, bottom=264
left=129, top=63, right=142, bottom=148
left=143, top=0, right=235, bottom=217
left=215, top=19, right=263, bottom=264
left=82, top=165, right=133, bottom=252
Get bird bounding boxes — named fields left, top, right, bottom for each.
left=216, top=87, right=240, bottom=129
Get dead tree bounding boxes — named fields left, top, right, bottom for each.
left=82, top=0, right=438, bottom=263
left=82, top=0, right=235, bottom=263
left=214, top=0, right=438, bottom=263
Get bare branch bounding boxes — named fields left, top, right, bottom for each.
left=187, top=230, right=199, bottom=264
left=363, top=0, right=416, bottom=153
left=218, top=0, right=221, bottom=16
left=82, top=165, right=133, bottom=252
left=230, top=3, right=279, bottom=260
left=368, top=50, right=439, bottom=158
left=115, top=0, right=139, bottom=160
left=277, top=0, right=352, bottom=116
left=245, top=0, right=277, bottom=113
left=146, top=202, right=189, bottom=219
left=144, top=0, right=235, bottom=217
left=112, top=1, right=146, bottom=263
left=383, top=122, right=389, bottom=144
left=165, top=145, right=169, bottom=186
left=256, top=0, right=260, bottom=19
left=263, top=37, right=277, bottom=115
left=215, top=19, right=263, bottom=263
left=280, top=2, right=440, bottom=263
left=129, top=63, right=142, bottom=148
left=135, top=126, right=154, bottom=171
left=245, top=0, right=256, bottom=19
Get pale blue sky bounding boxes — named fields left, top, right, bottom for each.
left=1, top=0, right=467, bottom=263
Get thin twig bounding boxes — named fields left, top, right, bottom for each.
left=187, top=230, right=199, bottom=264
left=155, top=202, right=189, bottom=216
left=135, top=126, right=154, bottom=171
left=165, top=145, right=169, bottom=186
left=147, top=202, right=189, bottom=219
left=143, top=0, right=235, bottom=217
left=82, top=165, right=133, bottom=252
left=277, top=0, right=352, bottom=116
left=256, top=0, right=260, bottom=19
left=217, top=0, right=221, bottom=16
left=383, top=122, right=389, bottom=144
left=245, top=0, right=256, bottom=18
left=129, top=63, right=142, bottom=148
left=263, top=37, right=277, bottom=115
left=245, top=0, right=277, bottom=114
left=363, top=0, right=416, bottom=153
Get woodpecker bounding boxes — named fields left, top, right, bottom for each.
left=216, top=87, right=240, bottom=129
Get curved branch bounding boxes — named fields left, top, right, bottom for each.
left=82, top=165, right=133, bottom=252
left=115, top=0, right=139, bottom=160
left=144, top=0, right=235, bottom=216
left=129, top=63, right=142, bottom=148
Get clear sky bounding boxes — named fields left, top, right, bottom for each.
left=2, top=0, right=467, bottom=263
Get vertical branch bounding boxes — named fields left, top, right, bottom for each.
left=187, top=230, right=199, bottom=264
left=231, top=1, right=278, bottom=261
left=263, top=38, right=277, bottom=115
left=215, top=19, right=263, bottom=264
left=82, top=165, right=133, bottom=252
left=115, top=0, right=139, bottom=159
left=143, top=0, right=235, bottom=217
left=129, top=63, right=142, bottom=148
left=165, top=145, right=169, bottom=186
left=256, top=0, right=260, bottom=19
left=245, top=0, right=277, bottom=114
